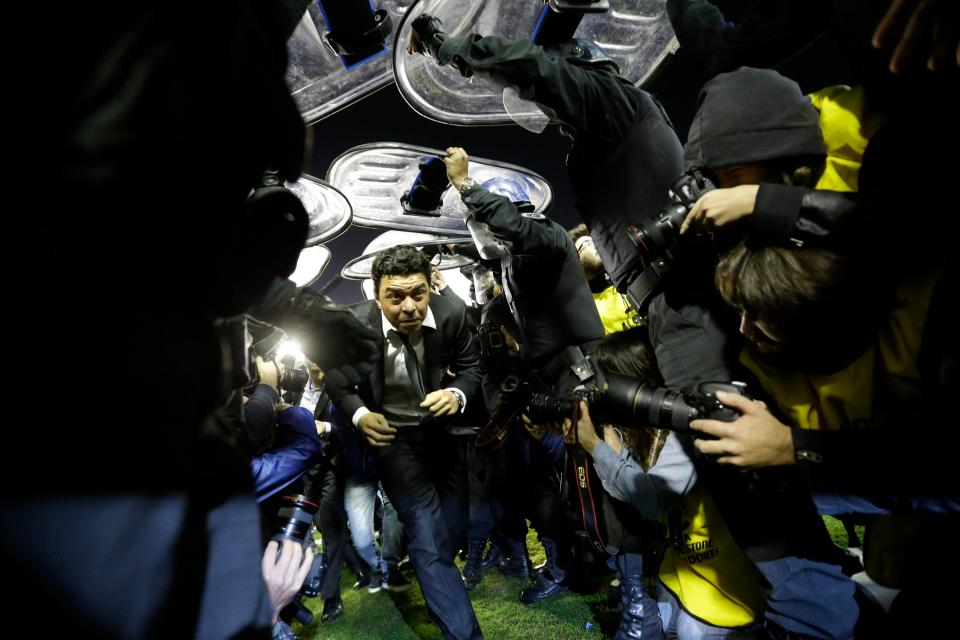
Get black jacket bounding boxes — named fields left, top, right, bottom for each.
left=462, top=185, right=605, bottom=367
left=332, top=292, right=482, bottom=422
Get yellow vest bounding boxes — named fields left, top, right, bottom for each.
left=741, top=275, right=937, bottom=431
left=809, top=85, right=869, bottom=193
left=659, top=485, right=766, bottom=628
left=593, top=285, right=643, bottom=335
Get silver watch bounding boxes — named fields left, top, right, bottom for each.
left=458, top=176, right=478, bottom=196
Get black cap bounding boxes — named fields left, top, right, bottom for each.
left=684, top=67, right=825, bottom=170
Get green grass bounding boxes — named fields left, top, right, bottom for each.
left=295, top=518, right=856, bottom=639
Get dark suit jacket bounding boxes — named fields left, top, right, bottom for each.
left=333, top=292, right=482, bottom=423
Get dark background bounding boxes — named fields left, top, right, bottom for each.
left=305, top=3, right=853, bottom=304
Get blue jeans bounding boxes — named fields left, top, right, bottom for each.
left=656, top=584, right=762, bottom=640
left=814, top=493, right=960, bottom=517
left=343, top=477, right=403, bottom=574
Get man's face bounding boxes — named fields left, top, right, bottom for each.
left=738, top=311, right=784, bottom=357
left=575, top=235, right=604, bottom=274
left=711, top=164, right=785, bottom=188
left=376, top=273, right=430, bottom=335
left=306, top=361, right=323, bottom=387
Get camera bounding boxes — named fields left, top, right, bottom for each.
left=623, top=169, right=715, bottom=312
left=279, top=362, right=308, bottom=395
left=271, top=494, right=319, bottom=546
left=503, top=372, right=747, bottom=433
left=626, top=168, right=715, bottom=264
left=271, top=494, right=326, bottom=625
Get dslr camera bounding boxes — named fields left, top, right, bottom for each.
left=623, top=169, right=715, bottom=311
left=502, top=372, right=747, bottom=434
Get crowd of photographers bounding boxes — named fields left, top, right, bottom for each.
left=17, top=1, right=958, bottom=639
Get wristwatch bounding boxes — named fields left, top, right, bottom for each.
left=458, top=176, right=479, bottom=196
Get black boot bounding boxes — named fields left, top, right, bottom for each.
left=497, top=535, right=532, bottom=580
left=479, top=542, right=503, bottom=572
left=462, top=539, right=486, bottom=591
left=519, top=537, right=570, bottom=605
left=613, top=554, right=662, bottom=640
left=320, top=596, right=344, bottom=624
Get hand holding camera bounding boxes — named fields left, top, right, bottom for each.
left=690, top=391, right=795, bottom=468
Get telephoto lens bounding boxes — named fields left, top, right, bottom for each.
left=272, top=494, right=320, bottom=547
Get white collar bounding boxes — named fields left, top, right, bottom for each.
left=380, top=304, right=436, bottom=338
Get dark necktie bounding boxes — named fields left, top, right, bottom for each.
left=396, top=331, right=426, bottom=399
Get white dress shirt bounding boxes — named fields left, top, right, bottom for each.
left=352, top=307, right=466, bottom=427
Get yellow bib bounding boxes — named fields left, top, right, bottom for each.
left=593, top=285, right=643, bottom=335
left=659, top=485, right=765, bottom=628
left=742, top=275, right=937, bottom=431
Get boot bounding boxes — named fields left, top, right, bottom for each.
left=479, top=541, right=503, bottom=572
left=497, top=534, right=532, bottom=580
left=613, top=553, right=663, bottom=639
left=462, top=538, right=486, bottom=591
left=519, top=536, right=570, bottom=605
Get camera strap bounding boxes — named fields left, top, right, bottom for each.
left=625, top=257, right=670, bottom=312
left=569, top=447, right=608, bottom=554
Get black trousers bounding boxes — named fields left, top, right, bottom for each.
left=373, top=426, right=482, bottom=640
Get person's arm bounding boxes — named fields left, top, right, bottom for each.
left=565, top=402, right=696, bottom=519
left=666, top=0, right=825, bottom=80
left=250, top=406, right=325, bottom=502
left=443, top=146, right=566, bottom=258
left=409, top=17, right=641, bottom=145
left=243, top=382, right=281, bottom=453
left=441, top=296, right=483, bottom=408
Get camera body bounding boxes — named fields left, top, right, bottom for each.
left=623, top=169, right=716, bottom=311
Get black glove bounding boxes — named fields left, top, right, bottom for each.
left=410, top=13, right=447, bottom=59
left=283, top=288, right=379, bottom=371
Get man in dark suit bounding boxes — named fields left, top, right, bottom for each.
left=328, top=245, right=484, bottom=640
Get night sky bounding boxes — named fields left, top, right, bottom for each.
left=304, top=17, right=852, bottom=305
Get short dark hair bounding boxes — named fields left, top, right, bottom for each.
left=371, top=245, right=432, bottom=295
left=715, top=239, right=892, bottom=370
left=568, top=223, right=590, bottom=243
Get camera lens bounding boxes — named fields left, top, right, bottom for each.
left=272, top=494, right=319, bottom=546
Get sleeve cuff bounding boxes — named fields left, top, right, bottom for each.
left=352, top=407, right=370, bottom=428
left=753, top=184, right=804, bottom=244
left=449, top=388, right=467, bottom=413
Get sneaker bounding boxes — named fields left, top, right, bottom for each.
left=383, top=566, right=412, bottom=592
left=367, top=570, right=383, bottom=593
left=352, top=572, right=371, bottom=590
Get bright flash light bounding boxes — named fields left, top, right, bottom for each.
left=277, top=339, right=305, bottom=364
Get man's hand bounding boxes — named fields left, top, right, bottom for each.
left=420, top=389, right=460, bottom=416
left=284, top=289, right=380, bottom=372
left=872, top=0, right=959, bottom=73
left=443, top=147, right=470, bottom=190
left=262, top=540, right=314, bottom=624
left=690, top=391, right=795, bottom=468
left=521, top=414, right=546, bottom=440
left=431, top=266, right=447, bottom=292
left=359, top=412, right=397, bottom=447
left=561, top=401, right=601, bottom=454
left=680, top=185, right=759, bottom=236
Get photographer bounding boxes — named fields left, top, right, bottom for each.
left=409, top=17, right=684, bottom=294
left=563, top=327, right=766, bottom=639
left=445, top=146, right=608, bottom=603
left=12, top=3, right=384, bottom=638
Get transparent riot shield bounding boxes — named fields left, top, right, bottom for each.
left=325, top=142, right=553, bottom=235
left=393, top=0, right=678, bottom=127
left=342, top=230, right=475, bottom=281
left=288, top=174, right=353, bottom=245
left=288, top=245, right=333, bottom=288
left=286, top=1, right=414, bottom=124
